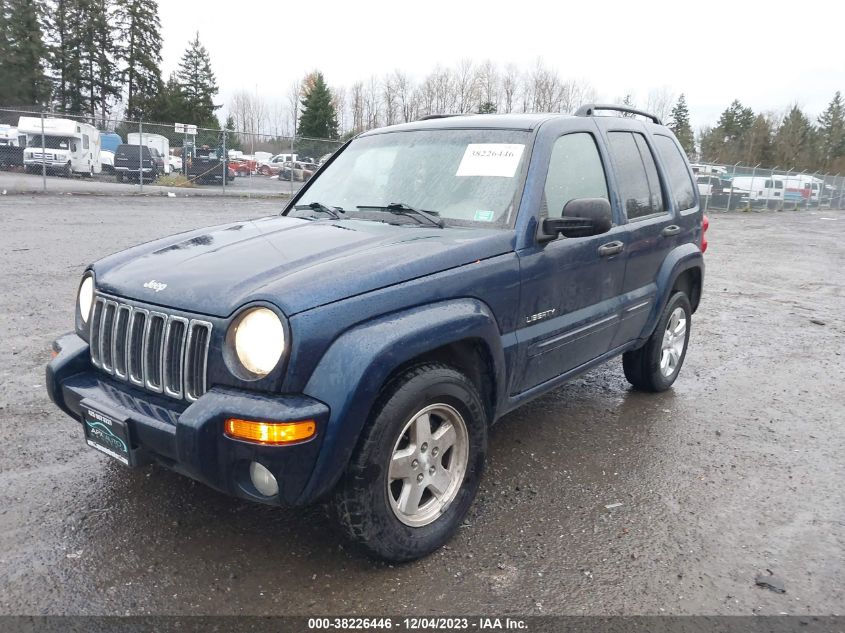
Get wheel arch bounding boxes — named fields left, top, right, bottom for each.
left=298, top=298, right=506, bottom=504
left=640, top=243, right=704, bottom=339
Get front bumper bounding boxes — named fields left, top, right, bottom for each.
left=25, top=159, right=66, bottom=168
left=47, top=333, right=330, bottom=506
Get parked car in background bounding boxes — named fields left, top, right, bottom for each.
left=99, top=132, right=123, bottom=174
left=259, top=153, right=297, bottom=176
left=169, top=154, right=183, bottom=172
left=128, top=133, right=172, bottom=174
left=228, top=156, right=257, bottom=176
left=279, top=161, right=318, bottom=182
left=149, top=147, right=167, bottom=175
left=0, top=124, right=26, bottom=169
left=113, top=144, right=161, bottom=182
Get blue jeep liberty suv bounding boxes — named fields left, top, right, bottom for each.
left=47, top=104, right=707, bottom=561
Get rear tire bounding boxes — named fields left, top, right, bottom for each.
left=115, top=171, right=124, bottom=183
left=334, top=363, right=487, bottom=562
left=623, top=292, right=692, bottom=392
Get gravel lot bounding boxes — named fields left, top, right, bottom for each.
left=0, top=195, right=843, bottom=616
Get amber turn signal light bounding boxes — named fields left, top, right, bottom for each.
left=224, top=418, right=316, bottom=445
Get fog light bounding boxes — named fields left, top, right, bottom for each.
left=249, top=461, right=279, bottom=497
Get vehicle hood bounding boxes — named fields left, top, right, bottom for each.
left=92, top=215, right=515, bottom=317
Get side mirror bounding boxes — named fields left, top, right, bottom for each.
left=539, top=198, right=613, bottom=241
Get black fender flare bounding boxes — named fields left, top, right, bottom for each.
left=297, top=298, right=505, bottom=504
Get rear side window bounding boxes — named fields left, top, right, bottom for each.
left=607, top=131, right=665, bottom=220
left=653, top=135, right=695, bottom=210
left=543, top=133, right=609, bottom=218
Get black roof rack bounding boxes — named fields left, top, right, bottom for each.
left=417, top=113, right=469, bottom=121
left=575, top=103, right=662, bottom=125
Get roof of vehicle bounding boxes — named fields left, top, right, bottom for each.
left=360, top=108, right=667, bottom=136
left=362, top=113, right=569, bottom=135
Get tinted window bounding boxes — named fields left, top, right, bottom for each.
left=654, top=135, right=695, bottom=210
left=608, top=132, right=664, bottom=220
left=543, top=133, right=609, bottom=218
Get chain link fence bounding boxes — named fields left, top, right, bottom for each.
left=689, top=161, right=844, bottom=212
left=0, top=107, right=344, bottom=197
left=2, top=106, right=845, bottom=211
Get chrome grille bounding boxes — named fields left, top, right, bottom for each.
left=90, top=296, right=212, bottom=402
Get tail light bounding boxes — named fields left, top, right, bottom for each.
left=701, top=214, right=709, bottom=253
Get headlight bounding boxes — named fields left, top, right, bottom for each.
left=78, top=274, right=94, bottom=324
left=232, top=307, right=285, bottom=377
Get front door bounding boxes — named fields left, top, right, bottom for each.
left=514, top=130, right=627, bottom=393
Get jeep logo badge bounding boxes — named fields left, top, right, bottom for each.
left=143, top=280, right=167, bottom=292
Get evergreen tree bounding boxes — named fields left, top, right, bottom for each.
left=147, top=72, right=187, bottom=123
left=0, top=1, right=14, bottom=106
left=78, top=0, right=121, bottom=120
left=4, top=0, right=51, bottom=106
left=772, top=105, right=816, bottom=171
left=477, top=101, right=497, bottom=114
left=744, top=114, right=774, bottom=166
left=223, top=114, right=241, bottom=151
left=817, top=92, right=845, bottom=170
left=701, top=99, right=756, bottom=163
left=176, top=32, right=219, bottom=127
left=716, top=99, right=755, bottom=141
left=46, top=0, right=83, bottom=112
left=298, top=72, right=339, bottom=140
left=114, top=0, right=162, bottom=119
left=668, top=93, right=694, bottom=157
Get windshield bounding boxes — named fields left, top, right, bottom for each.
left=27, top=135, right=73, bottom=150
left=294, top=129, right=531, bottom=227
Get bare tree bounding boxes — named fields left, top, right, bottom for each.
left=454, top=58, right=478, bottom=113
left=501, top=64, right=519, bottom=113
left=382, top=74, right=398, bottom=126
left=229, top=90, right=270, bottom=145
left=646, top=87, right=675, bottom=121
left=350, top=81, right=364, bottom=134
left=287, top=79, right=302, bottom=137
left=476, top=59, right=500, bottom=112
left=332, top=85, right=347, bottom=136
left=559, top=79, right=597, bottom=114
left=364, top=76, right=381, bottom=130
left=393, top=70, right=416, bottom=122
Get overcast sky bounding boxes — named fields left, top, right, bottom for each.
left=159, top=0, right=845, bottom=129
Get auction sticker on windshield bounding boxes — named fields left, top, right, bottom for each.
left=456, top=144, right=525, bottom=178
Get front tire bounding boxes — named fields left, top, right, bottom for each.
left=334, top=363, right=487, bottom=562
left=623, top=291, right=692, bottom=392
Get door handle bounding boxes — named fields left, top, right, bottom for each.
left=661, top=225, right=681, bottom=237
left=598, top=241, right=624, bottom=257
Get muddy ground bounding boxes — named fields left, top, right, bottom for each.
left=0, top=195, right=842, bottom=616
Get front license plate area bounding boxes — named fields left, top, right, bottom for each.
left=82, top=402, right=134, bottom=466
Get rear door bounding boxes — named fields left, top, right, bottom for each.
left=514, top=124, right=627, bottom=393
left=602, top=126, right=697, bottom=347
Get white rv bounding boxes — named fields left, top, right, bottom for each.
left=730, top=176, right=784, bottom=203
left=18, top=116, right=101, bottom=177
left=127, top=132, right=172, bottom=174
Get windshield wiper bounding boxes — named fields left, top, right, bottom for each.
left=294, top=201, right=344, bottom=220
left=356, top=202, right=444, bottom=228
